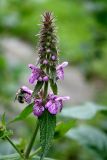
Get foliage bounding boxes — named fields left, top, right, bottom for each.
left=0, top=102, right=107, bottom=159
left=67, top=125, right=107, bottom=160
left=0, top=113, right=13, bottom=140
left=9, top=103, right=34, bottom=123
left=61, top=102, right=107, bottom=119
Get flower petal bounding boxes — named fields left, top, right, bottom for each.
left=29, top=73, right=36, bottom=84
left=48, top=103, right=58, bottom=114
left=56, top=96, right=70, bottom=101
left=33, top=104, right=44, bottom=117
left=21, top=86, right=33, bottom=94
left=28, top=64, right=37, bottom=70
left=57, top=61, right=68, bottom=70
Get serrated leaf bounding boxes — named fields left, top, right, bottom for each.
left=54, top=120, right=76, bottom=139
left=32, top=81, right=44, bottom=97
left=50, top=80, right=57, bottom=95
left=67, top=125, right=107, bottom=154
left=9, top=103, right=33, bottom=123
left=39, top=110, right=56, bottom=160
left=61, top=102, right=107, bottom=120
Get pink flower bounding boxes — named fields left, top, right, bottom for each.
left=51, top=55, right=56, bottom=60
left=28, top=64, right=41, bottom=84
left=33, top=99, right=44, bottom=117
left=28, top=64, right=49, bottom=84
left=21, top=86, right=32, bottom=95
left=45, top=93, right=70, bottom=115
left=56, top=62, right=68, bottom=80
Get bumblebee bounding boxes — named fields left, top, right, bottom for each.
left=15, top=88, right=25, bottom=103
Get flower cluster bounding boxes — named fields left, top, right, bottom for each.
left=28, top=64, right=49, bottom=83
left=33, top=93, right=70, bottom=116
left=28, top=62, right=68, bottom=84
left=16, top=12, right=70, bottom=117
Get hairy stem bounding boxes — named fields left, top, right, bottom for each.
left=6, top=136, right=24, bottom=159
left=25, top=120, right=39, bottom=159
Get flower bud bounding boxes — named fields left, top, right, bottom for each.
left=51, top=55, right=56, bottom=60
left=43, top=76, right=49, bottom=82
left=43, top=60, right=48, bottom=64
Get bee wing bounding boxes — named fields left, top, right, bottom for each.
left=14, top=94, right=17, bottom=102
left=14, top=89, right=22, bottom=102
left=14, top=92, right=25, bottom=102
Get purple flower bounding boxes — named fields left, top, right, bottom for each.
left=28, top=64, right=41, bottom=84
left=45, top=93, right=70, bottom=115
left=43, top=76, right=49, bottom=82
left=56, top=62, right=68, bottom=80
left=51, top=55, right=56, bottom=61
left=45, top=100, right=62, bottom=114
left=24, top=94, right=32, bottom=104
left=21, top=86, right=32, bottom=95
left=33, top=99, right=44, bottom=117
left=38, top=76, right=43, bottom=81
left=21, top=86, right=33, bottom=103
left=28, top=64, right=49, bottom=83
left=16, top=13, right=70, bottom=121
left=43, top=60, right=48, bottom=64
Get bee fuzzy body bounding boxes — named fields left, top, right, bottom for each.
left=15, top=89, right=25, bottom=103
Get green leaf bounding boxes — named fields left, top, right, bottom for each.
left=32, top=155, right=55, bottom=160
left=0, top=126, right=13, bottom=139
left=1, top=113, right=6, bottom=126
left=50, top=66, right=56, bottom=83
left=0, top=154, right=55, bottom=160
left=67, top=125, right=107, bottom=154
left=0, top=113, right=13, bottom=139
left=9, top=103, right=33, bottom=123
left=32, top=81, right=44, bottom=97
left=54, top=120, right=76, bottom=139
left=61, top=102, right=107, bottom=120
left=0, top=153, right=20, bottom=160
left=0, top=128, right=5, bottom=139
left=39, top=110, right=56, bottom=160
left=50, top=79, right=58, bottom=95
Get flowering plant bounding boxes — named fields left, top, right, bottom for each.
left=0, top=12, right=69, bottom=160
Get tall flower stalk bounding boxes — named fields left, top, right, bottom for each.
left=16, top=12, right=70, bottom=160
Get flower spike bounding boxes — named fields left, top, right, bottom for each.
left=16, top=12, right=70, bottom=117
left=15, top=12, right=70, bottom=160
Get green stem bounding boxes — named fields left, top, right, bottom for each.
left=6, top=136, right=24, bottom=159
left=30, top=147, right=41, bottom=158
left=44, top=82, right=48, bottom=99
left=25, top=120, right=39, bottom=159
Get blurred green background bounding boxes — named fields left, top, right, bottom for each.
left=0, top=0, right=107, bottom=160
